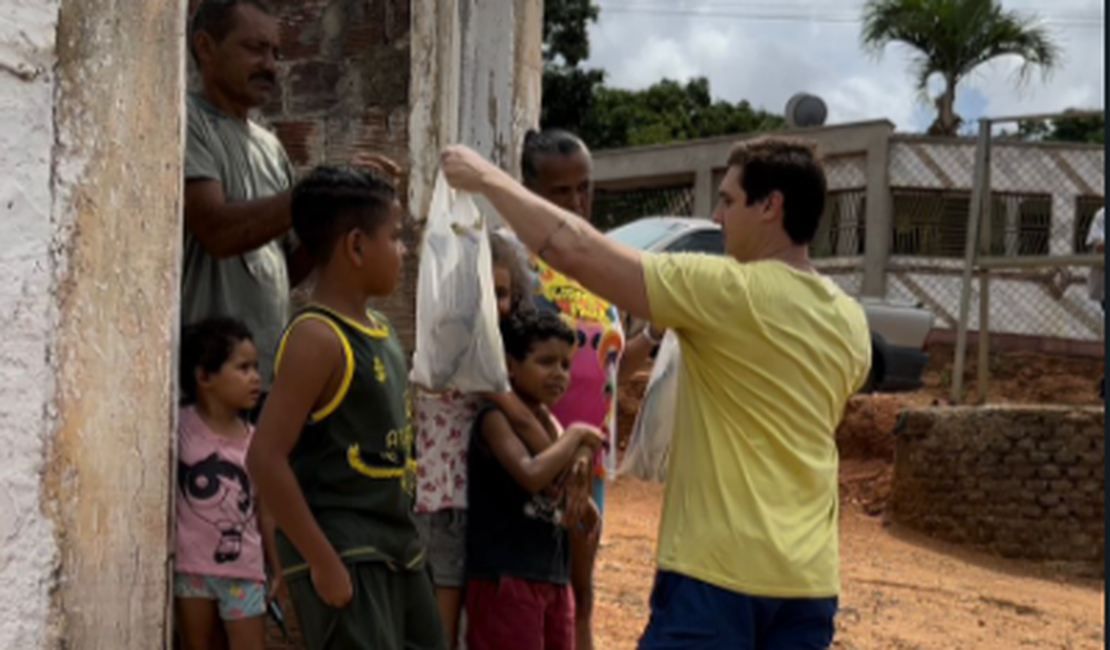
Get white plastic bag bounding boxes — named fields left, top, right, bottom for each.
left=411, top=172, right=509, bottom=393
left=619, top=331, right=680, bottom=483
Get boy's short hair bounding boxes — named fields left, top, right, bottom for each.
left=727, top=137, right=827, bottom=245
left=291, top=165, right=398, bottom=264
left=500, top=309, right=575, bottom=361
left=179, top=317, right=253, bottom=404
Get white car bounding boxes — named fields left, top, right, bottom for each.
left=607, top=217, right=935, bottom=392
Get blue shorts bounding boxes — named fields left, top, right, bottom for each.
left=173, top=572, right=267, bottom=621
left=592, top=476, right=606, bottom=516
left=638, top=571, right=837, bottom=650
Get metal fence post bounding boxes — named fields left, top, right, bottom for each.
left=952, top=120, right=992, bottom=404
left=977, top=127, right=993, bottom=403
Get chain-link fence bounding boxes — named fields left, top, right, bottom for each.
left=592, top=184, right=696, bottom=231
left=951, top=111, right=1105, bottom=403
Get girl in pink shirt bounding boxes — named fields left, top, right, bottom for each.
left=175, top=318, right=281, bottom=650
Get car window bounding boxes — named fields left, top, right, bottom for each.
left=667, top=230, right=725, bottom=255
left=607, top=220, right=684, bottom=250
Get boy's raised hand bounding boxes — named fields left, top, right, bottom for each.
left=564, top=423, right=604, bottom=451
left=311, top=554, right=353, bottom=608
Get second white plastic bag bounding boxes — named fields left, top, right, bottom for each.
left=411, top=172, right=509, bottom=394
left=619, top=331, right=680, bottom=483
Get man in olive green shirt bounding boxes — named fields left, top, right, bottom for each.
left=183, top=0, right=309, bottom=388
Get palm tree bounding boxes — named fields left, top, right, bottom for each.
left=861, top=0, right=1061, bottom=136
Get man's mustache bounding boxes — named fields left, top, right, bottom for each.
left=250, top=72, right=277, bottom=85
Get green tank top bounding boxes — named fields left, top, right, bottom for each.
left=274, top=305, right=422, bottom=577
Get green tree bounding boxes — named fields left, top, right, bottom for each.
left=861, top=0, right=1061, bottom=136
left=580, top=77, right=784, bottom=149
left=1015, top=111, right=1104, bottom=144
left=541, top=0, right=606, bottom=136
left=539, top=2, right=784, bottom=148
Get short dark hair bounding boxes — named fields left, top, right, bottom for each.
left=727, top=137, right=827, bottom=245
left=179, top=317, right=253, bottom=404
left=291, top=165, right=398, bottom=264
left=489, top=232, right=535, bottom=317
left=500, top=309, right=575, bottom=362
left=189, top=0, right=274, bottom=63
left=520, top=129, right=588, bottom=186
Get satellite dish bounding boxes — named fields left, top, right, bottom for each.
left=785, top=93, right=828, bottom=128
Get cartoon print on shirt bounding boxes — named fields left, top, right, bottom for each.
left=178, top=453, right=255, bottom=564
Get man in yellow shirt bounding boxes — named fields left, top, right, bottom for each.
left=440, top=137, right=871, bottom=649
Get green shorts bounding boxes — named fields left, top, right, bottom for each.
left=287, top=561, right=446, bottom=650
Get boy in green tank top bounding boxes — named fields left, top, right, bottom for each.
left=248, top=165, right=445, bottom=650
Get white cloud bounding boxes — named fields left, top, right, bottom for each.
left=583, top=0, right=1104, bottom=132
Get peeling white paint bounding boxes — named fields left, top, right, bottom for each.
left=0, top=1, right=62, bottom=648
left=408, top=0, right=543, bottom=222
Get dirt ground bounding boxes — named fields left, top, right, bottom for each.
left=601, top=345, right=1105, bottom=649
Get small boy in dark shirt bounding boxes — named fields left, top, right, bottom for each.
left=465, top=309, right=603, bottom=650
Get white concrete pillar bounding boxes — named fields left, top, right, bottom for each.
left=0, top=0, right=185, bottom=647
left=408, top=0, right=544, bottom=222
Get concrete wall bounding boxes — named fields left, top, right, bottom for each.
left=48, top=0, right=185, bottom=646
left=0, top=2, right=64, bottom=646
left=889, top=407, right=1105, bottom=578
left=0, top=0, right=185, bottom=647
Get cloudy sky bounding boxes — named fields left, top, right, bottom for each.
left=583, top=0, right=1104, bottom=132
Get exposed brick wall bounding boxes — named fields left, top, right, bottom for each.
left=262, top=0, right=417, bottom=351
left=889, top=406, right=1105, bottom=578
left=187, top=0, right=418, bottom=351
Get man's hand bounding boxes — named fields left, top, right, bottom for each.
left=350, top=153, right=405, bottom=195
left=310, top=553, right=353, bottom=608
left=440, top=145, right=499, bottom=193
left=565, top=423, right=604, bottom=451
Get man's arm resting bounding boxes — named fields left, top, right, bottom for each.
left=185, top=179, right=292, bottom=259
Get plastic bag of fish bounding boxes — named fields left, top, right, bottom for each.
left=411, top=172, right=509, bottom=393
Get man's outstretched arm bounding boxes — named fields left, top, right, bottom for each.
left=440, top=146, right=652, bottom=322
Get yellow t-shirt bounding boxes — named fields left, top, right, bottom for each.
left=642, top=253, right=871, bottom=598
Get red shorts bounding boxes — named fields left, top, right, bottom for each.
left=465, top=577, right=575, bottom=650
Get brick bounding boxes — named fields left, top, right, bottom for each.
left=358, top=45, right=410, bottom=109
left=1037, top=465, right=1062, bottom=479
left=277, top=2, right=330, bottom=61
left=1039, top=438, right=1065, bottom=453
left=1038, top=492, right=1061, bottom=507
left=1049, top=479, right=1074, bottom=494
left=388, top=0, right=411, bottom=42
left=1012, top=464, right=1037, bottom=479
left=1066, top=466, right=1091, bottom=480
left=988, top=438, right=1013, bottom=454
left=1049, top=504, right=1072, bottom=518
left=288, top=61, right=345, bottom=114
left=342, top=1, right=387, bottom=56
left=1015, top=437, right=1037, bottom=451
left=1020, top=504, right=1044, bottom=518
left=271, top=120, right=322, bottom=167
left=1054, top=449, right=1079, bottom=465
left=1028, top=451, right=1051, bottom=464
left=1025, top=479, right=1049, bottom=492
